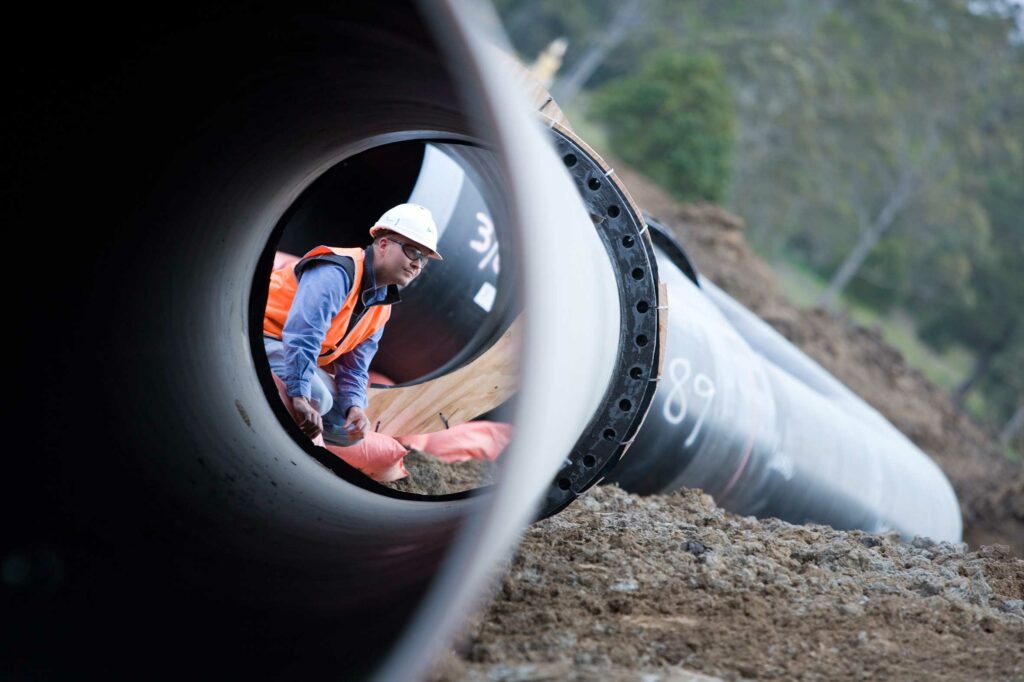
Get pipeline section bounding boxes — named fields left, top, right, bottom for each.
left=606, top=222, right=962, bottom=543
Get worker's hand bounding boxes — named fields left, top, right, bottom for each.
left=291, top=396, right=323, bottom=439
left=343, top=406, right=370, bottom=441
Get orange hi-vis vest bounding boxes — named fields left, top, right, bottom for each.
left=263, top=246, right=394, bottom=367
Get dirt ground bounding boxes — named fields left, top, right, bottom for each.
left=414, top=161, right=1022, bottom=680
left=440, top=485, right=1023, bottom=681
left=386, top=451, right=496, bottom=495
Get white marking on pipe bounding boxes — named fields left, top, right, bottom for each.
left=473, top=281, right=497, bottom=312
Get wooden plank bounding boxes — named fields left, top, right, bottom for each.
left=365, top=315, right=522, bottom=436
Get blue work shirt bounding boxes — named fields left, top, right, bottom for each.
left=280, top=254, right=391, bottom=416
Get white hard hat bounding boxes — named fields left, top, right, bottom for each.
left=369, top=203, right=443, bottom=260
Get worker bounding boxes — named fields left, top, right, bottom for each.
left=263, top=203, right=443, bottom=445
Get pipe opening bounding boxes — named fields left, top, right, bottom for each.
left=255, top=136, right=520, bottom=497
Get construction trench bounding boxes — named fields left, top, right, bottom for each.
left=6, top=3, right=966, bottom=681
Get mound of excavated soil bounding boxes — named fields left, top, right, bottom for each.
left=438, top=485, right=1023, bottom=681
left=384, top=450, right=496, bottom=495
left=426, top=161, right=1022, bottom=681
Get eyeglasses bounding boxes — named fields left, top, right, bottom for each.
left=388, top=237, right=430, bottom=265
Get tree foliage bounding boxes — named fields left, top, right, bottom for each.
left=590, top=51, right=735, bottom=202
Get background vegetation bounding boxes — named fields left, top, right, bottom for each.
left=495, top=0, right=1023, bottom=451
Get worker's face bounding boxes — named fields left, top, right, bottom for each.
left=375, top=236, right=426, bottom=287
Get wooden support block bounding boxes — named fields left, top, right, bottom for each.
left=366, top=315, right=522, bottom=436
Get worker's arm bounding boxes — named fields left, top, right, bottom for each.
left=281, top=262, right=351, bottom=436
left=332, top=327, right=382, bottom=437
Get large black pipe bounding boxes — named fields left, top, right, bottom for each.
left=606, top=220, right=961, bottom=542
left=4, top=3, right=640, bottom=680
left=8, top=6, right=450, bottom=678
left=5, top=5, right=509, bottom=679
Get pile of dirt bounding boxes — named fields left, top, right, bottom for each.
left=384, top=450, right=496, bottom=495
left=438, top=485, right=1023, bottom=681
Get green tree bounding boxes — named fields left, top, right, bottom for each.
left=590, top=51, right=735, bottom=202
left=918, top=58, right=1024, bottom=421
left=807, top=2, right=1008, bottom=311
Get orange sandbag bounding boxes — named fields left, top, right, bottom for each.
left=398, top=421, right=511, bottom=463
left=323, top=433, right=409, bottom=482
left=270, top=348, right=509, bottom=479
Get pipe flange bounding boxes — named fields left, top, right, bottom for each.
left=537, top=122, right=663, bottom=518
